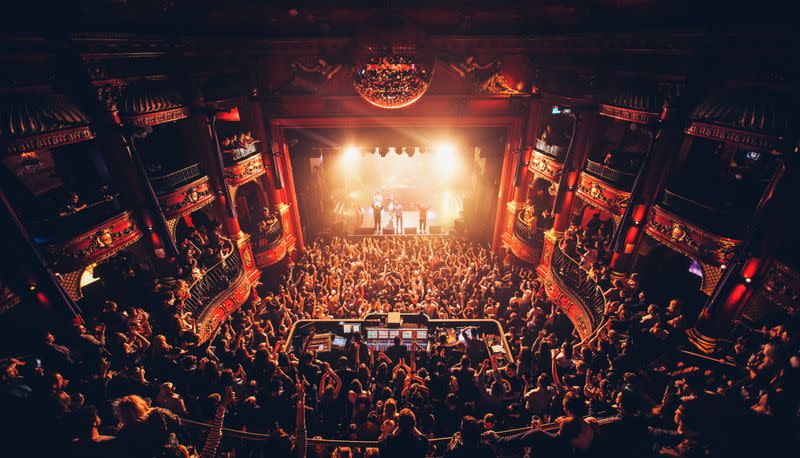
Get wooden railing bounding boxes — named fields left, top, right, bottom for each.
left=533, top=138, right=568, bottom=161
left=585, top=159, right=637, bottom=190
left=149, top=163, right=201, bottom=194
left=184, top=245, right=243, bottom=316
left=29, top=194, right=123, bottom=242
left=550, top=243, right=607, bottom=329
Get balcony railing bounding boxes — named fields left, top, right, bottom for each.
left=253, top=217, right=284, bottom=249
left=184, top=245, right=243, bottom=316
left=584, top=159, right=637, bottom=190
left=29, top=194, right=123, bottom=242
left=148, top=164, right=201, bottom=194
left=659, top=187, right=743, bottom=236
left=534, top=138, right=568, bottom=161
left=514, top=212, right=542, bottom=243
left=550, top=243, right=607, bottom=328
left=223, top=146, right=260, bottom=164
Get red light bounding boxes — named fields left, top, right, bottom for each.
left=632, top=204, right=647, bottom=224
left=566, top=171, right=579, bottom=189
left=741, top=257, right=760, bottom=279
left=726, top=284, right=749, bottom=306
left=215, top=107, right=240, bottom=122
left=36, top=291, right=50, bottom=306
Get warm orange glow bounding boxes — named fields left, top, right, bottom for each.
left=215, top=107, right=240, bottom=121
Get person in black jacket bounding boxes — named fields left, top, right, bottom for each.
left=379, top=408, right=429, bottom=458
left=443, top=416, right=497, bottom=458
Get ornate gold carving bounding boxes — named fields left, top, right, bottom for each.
left=577, top=177, right=629, bottom=213
left=686, top=122, right=775, bottom=150
left=4, top=126, right=96, bottom=154
left=598, top=104, right=659, bottom=124
left=646, top=208, right=739, bottom=264
left=121, top=107, right=190, bottom=128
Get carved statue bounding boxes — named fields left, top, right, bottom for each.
left=286, top=57, right=343, bottom=93
left=447, top=55, right=522, bottom=95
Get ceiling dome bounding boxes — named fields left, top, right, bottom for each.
left=352, top=19, right=434, bottom=109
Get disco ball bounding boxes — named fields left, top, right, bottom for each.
left=352, top=22, right=434, bottom=109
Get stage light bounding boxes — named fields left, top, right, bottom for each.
left=344, top=146, right=359, bottom=161
left=436, top=142, right=455, bottom=158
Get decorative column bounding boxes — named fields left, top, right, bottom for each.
left=267, top=121, right=304, bottom=252
left=502, top=99, right=544, bottom=264
left=492, top=118, right=524, bottom=254
left=549, top=110, right=593, bottom=236
left=608, top=116, right=664, bottom=276
left=95, top=87, right=175, bottom=259
left=688, top=158, right=788, bottom=353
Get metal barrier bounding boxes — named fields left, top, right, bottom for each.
left=533, top=138, right=568, bottom=161
left=184, top=246, right=243, bottom=315
left=659, top=188, right=740, bottom=235
left=148, top=163, right=201, bottom=194
left=223, top=148, right=260, bottom=164
left=550, top=243, right=607, bottom=328
left=29, top=194, right=123, bottom=241
left=584, top=159, right=637, bottom=190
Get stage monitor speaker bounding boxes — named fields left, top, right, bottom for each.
left=429, top=225, right=442, bottom=234
left=383, top=227, right=396, bottom=235
left=355, top=227, right=374, bottom=236
left=404, top=227, right=417, bottom=235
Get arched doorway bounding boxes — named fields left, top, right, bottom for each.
left=235, top=181, right=267, bottom=234
left=175, top=208, right=216, bottom=243
left=636, top=236, right=707, bottom=317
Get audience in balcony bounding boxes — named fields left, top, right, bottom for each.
left=2, top=234, right=798, bottom=457
left=58, top=191, right=89, bottom=216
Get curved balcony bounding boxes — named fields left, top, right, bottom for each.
left=148, top=164, right=202, bottom=195
left=550, top=244, right=606, bottom=330
left=510, top=212, right=543, bottom=264
left=658, top=187, right=744, bottom=237
left=533, top=138, right=568, bottom=161
left=253, top=217, right=288, bottom=268
left=584, top=159, right=637, bottom=191
left=253, top=217, right=284, bottom=249
left=184, top=245, right=243, bottom=316
left=513, top=213, right=537, bottom=243
left=28, top=194, right=123, bottom=243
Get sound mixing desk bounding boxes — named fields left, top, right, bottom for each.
left=286, top=313, right=513, bottom=363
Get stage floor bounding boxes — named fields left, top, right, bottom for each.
left=350, top=209, right=443, bottom=235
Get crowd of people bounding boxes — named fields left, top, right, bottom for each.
left=2, top=231, right=798, bottom=457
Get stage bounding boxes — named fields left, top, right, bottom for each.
left=349, top=208, right=445, bottom=236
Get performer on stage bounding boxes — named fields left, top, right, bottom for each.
left=394, top=201, right=404, bottom=234
left=417, top=202, right=429, bottom=234
left=372, top=192, right=383, bottom=235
